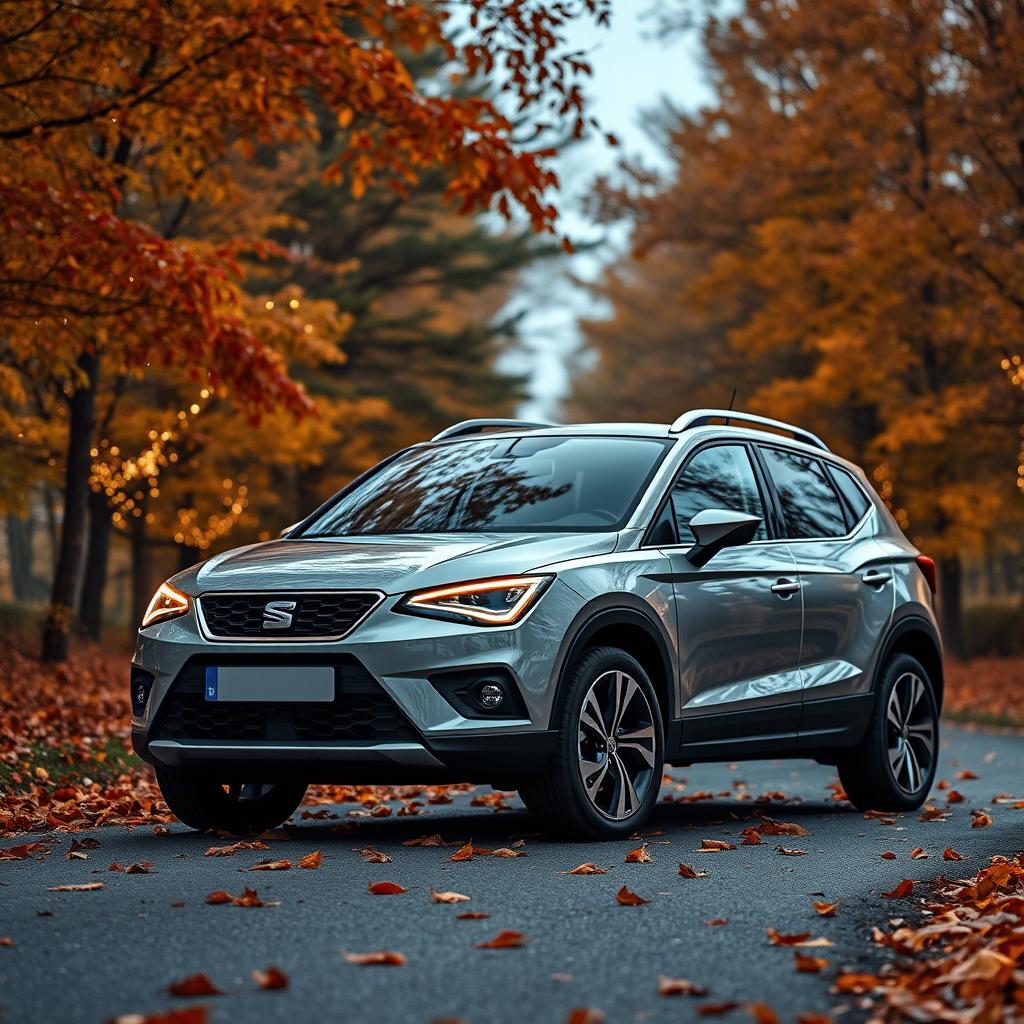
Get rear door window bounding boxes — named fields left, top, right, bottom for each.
left=759, top=447, right=847, bottom=539
left=669, top=445, right=767, bottom=545
left=826, top=464, right=871, bottom=528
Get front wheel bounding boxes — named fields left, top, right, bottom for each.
left=519, top=646, right=665, bottom=839
left=837, top=653, right=939, bottom=812
left=155, top=767, right=307, bottom=835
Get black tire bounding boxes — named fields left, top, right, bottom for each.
left=155, top=767, right=307, bottom=835
left=519, top=646, right=665, bottom=839
left=837, top=653, right=939, bottom=812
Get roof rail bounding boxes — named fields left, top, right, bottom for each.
left=431, top=418, right=555, bottom=442
left=669, top=408, right=830, bottom=452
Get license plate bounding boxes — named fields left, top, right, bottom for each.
left=204, top=666, right=334, bottom=702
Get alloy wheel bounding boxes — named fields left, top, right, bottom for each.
left=577, top=670, right=657, bottom=820
left=885, top=672, right=936, bottom=795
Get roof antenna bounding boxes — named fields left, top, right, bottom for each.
left=725, top=387, right=737, bottom=425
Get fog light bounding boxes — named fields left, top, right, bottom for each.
left=130, top=666, right=154, bottom=716
left=479, top=683, right=504, bottom=709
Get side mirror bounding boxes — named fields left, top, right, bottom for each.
left=278, top=523, right=299, bottom=539
left=686, top=508, right=761, bottom=568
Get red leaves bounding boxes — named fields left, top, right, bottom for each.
left=1, top=842, right=50, bottom=861
left=298, top=850, right=322, bottom=870
left=881, top=879, right=914, bottom=899
left=205, top=888, right=277, bottom=908
left=565, top=863, right=608, bottom=875
left=678, top=863, right=707, bottom=879
left=475, top=930, right=526, bottom=949
left=109, top=861, right=153, bottom=873
left=167, top=973, right=223, bottom=998
left=204, top=840, right=269, bottom=857
left=342, top=950, right=407, bottom=966
left=251, top=966, right=288, bottom=990
left=793, top=952, right=829, bottom=973
left=657, top=976, right=708, bottom=997
left=699, top=839, right=736, bottom=852
left=615, top=885, right=650, bottom=906
left=943, top=847, right=965, bottom=861
left=367, top=881, right=407, bottom=895
left=775, top=847, right=807, bottom=856
left=766, top=929, right=831, bottom=948
left=971, top=809, right=993, bottom=828
left=449, top=841, right=475, bottom=862
left=355, top=846, right=391, bottom=864
left=47, top=881, right=103, bottom=891
left=812, top=900, right=838, bottom=917
left=624, top=845, right=653, bottom=863
left=243, top=859, right=292, bottom=872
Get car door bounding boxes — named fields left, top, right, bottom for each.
left=652, top=442, right=805, bottom=757
left=754, top=446, right=894, bottom=746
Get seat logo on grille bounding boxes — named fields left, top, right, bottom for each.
left=262, top=600, right=297, bottom=629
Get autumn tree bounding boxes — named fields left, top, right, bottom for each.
left=575, top=0, right=1023, bottom=653
left=0, top=0, right=609, bottom=660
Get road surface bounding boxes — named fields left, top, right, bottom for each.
left=2, top=722, right=1022, bottom=1024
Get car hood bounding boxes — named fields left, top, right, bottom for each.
left=175, top=532, right=617, bottom=596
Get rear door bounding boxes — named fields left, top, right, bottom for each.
left=654, top=443, right=805, bottom=758
left=754, top=446, right=894, bottom=745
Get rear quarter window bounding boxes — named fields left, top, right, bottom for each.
left=759, top=447, right=847, bottom=539
left=826, top=464, right=871, bottom=527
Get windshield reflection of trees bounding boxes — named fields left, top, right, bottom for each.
left=326, top=445, right=572, bottom=534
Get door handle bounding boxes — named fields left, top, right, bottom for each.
left=862, top=570, right=892, bottom=586
left=770, top=578, right=801, bottom=596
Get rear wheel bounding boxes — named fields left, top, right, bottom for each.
left=519, top=646, right=664, bottom=839
left=155, top=767, right=307, bottom=835
left=837, top=653, right=939, bottom=812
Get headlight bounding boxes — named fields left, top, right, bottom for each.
left=141, top=582, right=191, bottom=629
left=400, top=575, right=552, bottom=626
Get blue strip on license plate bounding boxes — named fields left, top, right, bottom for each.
left=203, top=665, right=334, bottom=702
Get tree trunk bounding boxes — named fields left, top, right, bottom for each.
left=41, top=350, right=99, bottom=662
left=5, top=514, right=34, bottom=602
left=938, top=554, right=965, bottom=660
left=78, top=487, right=112, bottom=640
left=129, top=515, right=152, bottom=629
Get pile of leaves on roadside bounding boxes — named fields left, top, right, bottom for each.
left=0, top=638, right=478, bottom=838
left=944, top=657, right=1024, bottom=728
left=836, top=854, right=1024, bottom=1021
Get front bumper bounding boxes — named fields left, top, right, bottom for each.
left=130, top=582, right=580, bottom=783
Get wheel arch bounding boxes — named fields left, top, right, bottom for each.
left=877, top=615, right=944, bottom=710
left=549, top=600, right=676, bottom=734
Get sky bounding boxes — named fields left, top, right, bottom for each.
left=505, top=3, right=714, bottom=419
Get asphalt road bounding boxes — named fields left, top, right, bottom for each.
left=2, top=722, right=1023, bottom=1024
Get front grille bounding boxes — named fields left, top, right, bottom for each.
left=151, top=656, right=417, bottom=744
left=198, top=591, right=381, bottom=639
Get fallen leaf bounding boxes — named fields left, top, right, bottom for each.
left=243, top=859, right=292, bottom=872
left=167, top=973, right=223, bottom=998
left=205, top=888, right=277, bottom=907
left=832, top=972, right=878, bottom=994
left=204, top=840, right=269, bottom=857
left=766, top=929, right=832, bottom=948
left=402, top=834, right=445, bottom=847
left=0, top=937, right=15, bottom=947
left=971, top=809, right=993, bottom=828
left=881, top=879, right=914, bottom=899
left=47, top=882, right=103, bottom=892
left=355, top=846, right=391, bottom=863
left=759, top=819, right=808, bottom=837
left=794, top=952, right=829, bottom=973
left=745, top=1003, right=782, bottom=1024
left=955, top=769, right=978, bottom=780
left=252, top=966, right=288, bottom=990
left=476, top=929, right=526, bottom=949
left=880, top=851, right=897, bottom=859
left=342, top=950, right=406, bottom=966
left=658, top=976, right=707, bottom=997
left=946, top=789, right=965, bottom=804
left=456, top=911, right=489, bottom=920
left=368, top=881, right=407, bottom=895
left=625, top=845, right=653, bottom=863
left=678, top=863, right=708, bottom=878
left=943, top=847, right=964, bottom=861
left=698, top=1002, right=740, bottom=1016
left=812, top=900, right=838, bottom=917
left=299, top=850, right=322, bottom=869
left=776, top=847, right=807, bottom=856
left=566, top=1010, right=605, bottom=1024
left=1, top=842, right=50, bottom=861
left=110, top=1008, right=210, bottom=1024
left=910, top=848, right=928, bottom=860
left=566, top=863, right=608, bottom=875
left=699, top=839, right=736, bottom=852
left=616, top=884, right=650, bottom=906
left=705, top=917, right=729, bottom=926
left=431, top=890, right=470, bottom=903
left=449, top=841, right=475, bottom=862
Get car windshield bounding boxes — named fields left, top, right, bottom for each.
left=300, top=435, right=671, bottom=536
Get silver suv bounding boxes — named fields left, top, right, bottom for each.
left=131, top=410, right=942, bottom=838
